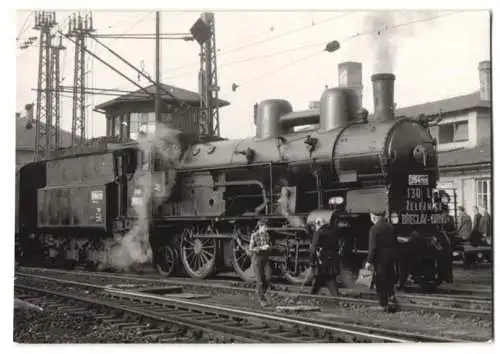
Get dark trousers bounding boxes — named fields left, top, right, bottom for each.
left=253, top=253, right=272, bottom=300
left=375, top=262, right=396, bottom=307
left=310, top=258, right=340, bottom=296
left=310, top=274, right=340, bottom=296
left=398, top=259, right=411, bottom=289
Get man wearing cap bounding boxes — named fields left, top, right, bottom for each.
left=248, top=218, right=272, bottom=307
left=435, top=207, right=454, bottom=284
left=309, top=216, right=341, bottom=296
left=365, top=210, right=399, bottom=312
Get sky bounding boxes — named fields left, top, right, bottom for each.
left=15, top=10, right=490, bottom=140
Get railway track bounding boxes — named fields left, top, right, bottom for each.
left=16, top=268, right=492, bottom=319
left=19, top=266, right=492, bottom=298
left=14, top=276, right=451, bottom=343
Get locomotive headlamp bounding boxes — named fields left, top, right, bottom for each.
left=477, top=252, right=483, bottom=259
left=328, top=196, right=344, bottom=205
left=336, top=220, right=349, bottom=228
left=441, top=195, right=450, bottom=204
left=390, top=213, right=399, bottom=224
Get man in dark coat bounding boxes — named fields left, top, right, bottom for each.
left=472, top=206, right=482, bottom=233
left=365, top=210, right=399, bottom=311
left=478, top=206, right=492, bottom=245
left=470, top=206, right=483, bottom=247
left=457, top=206, right=472, bottom=242
left=435, top=207, right=454, bottom=283
left=309, top=216, right=341, bottom=296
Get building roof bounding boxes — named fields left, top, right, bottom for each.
left=438, top=142, right=491, bottom=167
left=395, top=91, right=490, bottom=118
left=16, top=117, right=74, bottom=151
left=94, top=83, right=230, bottom=111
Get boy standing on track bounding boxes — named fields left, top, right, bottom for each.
left=248, top=218, right=272, bottom=307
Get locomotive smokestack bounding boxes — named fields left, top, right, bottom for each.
left=371, top=73, right=395, bottom=122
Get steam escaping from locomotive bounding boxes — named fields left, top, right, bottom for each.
left=277, top=187, right=306, bottom=227
left=365, top=11, right=396, bottom=73
left=364, top=11, right=439, bottom=73
left=102, top=123, right=181, bottom=271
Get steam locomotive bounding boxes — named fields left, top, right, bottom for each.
left=16, top=73, right=452, bottom=289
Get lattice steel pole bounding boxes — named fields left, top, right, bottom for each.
left=67, top=12, right=95, bottom=145
left=33, top=11, right=56, bottom=161
left=197, top=12, right=220, bottom=138
left=50, top=35, right=65, bottom=150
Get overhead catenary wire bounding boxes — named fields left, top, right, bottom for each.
left=165, top=40, right=323, bottom=80
left=230, top=10, right=464, bottom=91
left=216, top=12, right=309, bottom=53
left=93, top=12, right=154, bottom=57
left=164, top=12, right=353, bottom=76
left=237, top=50, right=324, bottom=87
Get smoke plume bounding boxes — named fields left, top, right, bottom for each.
left=100, top=123, right=181, bottom=271
left=363, top=11, right=438, bottom=73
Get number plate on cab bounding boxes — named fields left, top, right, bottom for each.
left=408, top=175, right=429, bottom=186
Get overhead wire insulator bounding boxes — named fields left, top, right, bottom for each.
left=325, top=40, right=340, bottom=53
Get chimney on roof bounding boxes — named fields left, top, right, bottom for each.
left=478, top=60, right=491, bottom=101
left=338, top=62, right=363, bottom=107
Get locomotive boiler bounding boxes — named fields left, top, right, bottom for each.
left=16, top=72, right=451, bottom=288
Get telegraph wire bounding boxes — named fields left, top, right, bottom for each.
left=16, top=11, right=33, bottom=41
left=100, top=12, right=151, bottom=32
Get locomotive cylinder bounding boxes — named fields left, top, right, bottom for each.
left=371, top=73, right=395, bottom=122
left=319, top=88, right=359, bottom=131
left=256, top=99, right=293, bottom=139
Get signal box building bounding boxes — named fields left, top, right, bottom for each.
left=94, top=83, right=230, bottom=140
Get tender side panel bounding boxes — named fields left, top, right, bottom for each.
left=46, top=153, right=115, bottom=186
left=37, top=184, right=108, bottom=230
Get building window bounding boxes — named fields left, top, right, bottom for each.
left=476, top=178, right=490, bottom=212
left=438, top=121, right=468, bottom=144
left=130, top=112, right=156, bottom=140
left=113, top=116, right=121, bottom=137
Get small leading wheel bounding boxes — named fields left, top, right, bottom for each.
left=155, top=244, right=177, bottom=278
left=282, top=262, right=313, bottom=285
left=180, top=227, right=217, bottom=279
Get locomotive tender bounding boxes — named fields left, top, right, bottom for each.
left=16, top=72, right=451, bottom=287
